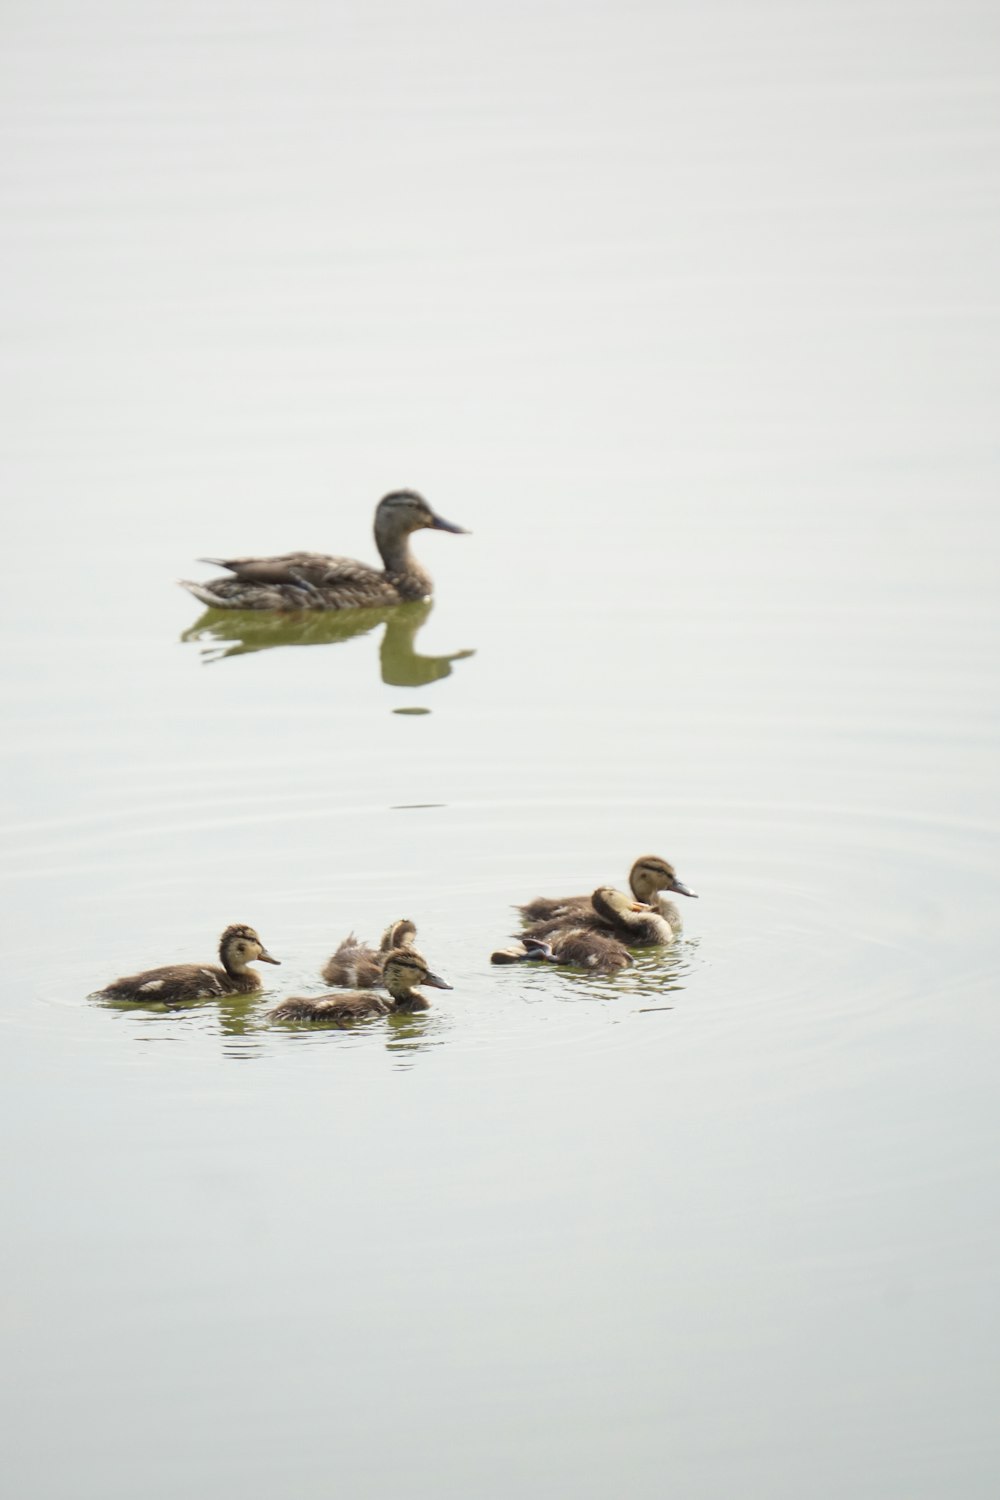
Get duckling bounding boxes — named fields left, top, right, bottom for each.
left=492, top=927, right=633, bottom=975
left=320, top=918, right=416, bottom=988
left=519, top=854, right=697, bottom=933
left=269, top=948, right=451, bottom=1024
left=95, top=924, right=280, bottom=1004
left=589, top=886, right=675, bottom=945
left=523, top=886, right=673, bottom=945
left=180, top=490, right=467, bottom=611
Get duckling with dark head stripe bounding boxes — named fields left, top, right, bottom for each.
left=519, top=854, right=697, bottom=935
left=95, top=924, right=280, bottom=1004
left=270, top=948, right=451, bottom=1025
left=522, top=887, right=674, bottom=948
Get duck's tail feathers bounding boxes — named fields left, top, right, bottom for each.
left=179, top=579, right=228, bottom=608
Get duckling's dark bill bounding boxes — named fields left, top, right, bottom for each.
left=421, top=970, right=453, bottom=989
left=429, top=513, right=468, bottom=534
left=257, top=950, right=282, bottom=964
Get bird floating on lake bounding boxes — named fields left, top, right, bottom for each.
left=321, top=918, right=417, bottom=988
left=94, top=924, right=280, bottom=1004
left=518, top=854, right=697, bottom=937
left=269, top=948, right=451, bottom=1025
left=180, top=490, right=468, bottom=611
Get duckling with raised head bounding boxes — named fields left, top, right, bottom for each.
left=270, top=948, right=451, bottom=1025
left=180, top=490, right=468, bottom=611
left=519, top=854, right=697, bottom=934
left=320, top=918, right=416, bottom=988
left=95, top=924, right=280, bottom=1004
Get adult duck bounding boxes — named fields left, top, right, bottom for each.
left=180, top=490, right=467, bottom=611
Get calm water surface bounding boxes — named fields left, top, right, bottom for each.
left=2, top=3, right=999, bottom=1497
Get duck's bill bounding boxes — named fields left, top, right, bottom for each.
left=258, top=950, right=282, bottom=964
left=422, top=970, right=453, bottom=990
left=671, top=881, right=698, bottom=899
left=429, top=512, right=469, bottom=534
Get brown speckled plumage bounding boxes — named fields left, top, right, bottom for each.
left=522, top=887, right=673, bottom=946
left=518, top=854, right=697, bottom=934
left=494, top=866, right=695, bottom=976
left=94, top=923, right=280, bottom=1004
left=589, top=887, right=675, bottom=945
left=270, top=948, right=451, bottom=1026
left=320, top=918, right=417, bottom=988
left=269, top=989, right=392, bottom=1025
left=179, top=490, right=467, bottom=612
left=492, top=927, right=633, bottom=975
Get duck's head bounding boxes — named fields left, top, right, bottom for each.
left=591, top=886, right=649, bottom=925
left=381, top=947, right=452, bottom=995
left=380, top=917, right=417, bottom=951
left=629, top=855, right=698, bottom=903
left=219, top=924, right=280, bottom=971
left=375, top=490, right=468, bottom=539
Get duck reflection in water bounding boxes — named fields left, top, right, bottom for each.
left=383, top=1004, right=453, bottom=1066
left=182, top=597, right=475, bottom=685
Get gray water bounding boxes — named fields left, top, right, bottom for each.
left=2, top=3, right=999, bottom=1496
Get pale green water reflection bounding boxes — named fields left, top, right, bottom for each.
left=183, top=597, right=476, bottom=685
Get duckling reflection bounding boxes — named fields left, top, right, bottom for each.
left=269, top=949, right=451, bottom=1026
left=93, top=923, right=280, bottom=1007
left=182, top=597, right=475, bottom=684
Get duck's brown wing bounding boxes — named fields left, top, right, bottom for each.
left=523, top=904, right=622, bottom=942
left=548, top=929, right=633, bottom=974
left=320, top=935, right=382, bottom=988
left=101, top=962, right=230, bottom=1001
left=311, top=563, right=403, bottom=607
left=517, top=893, right=591, bottom=923
left=197, top=552, right=332, bottom=583
left=199, top=552, right=382, bottom=588
left=181, top=559, right=405, bottom=611
left=270, top=991, right=389, bottom=1023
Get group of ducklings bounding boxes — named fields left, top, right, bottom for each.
left=94, top=855, right=697, bottom=1023
left=96, top=918, right=449, bottom=1021
left=492, top=853, right=697, bottom=975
